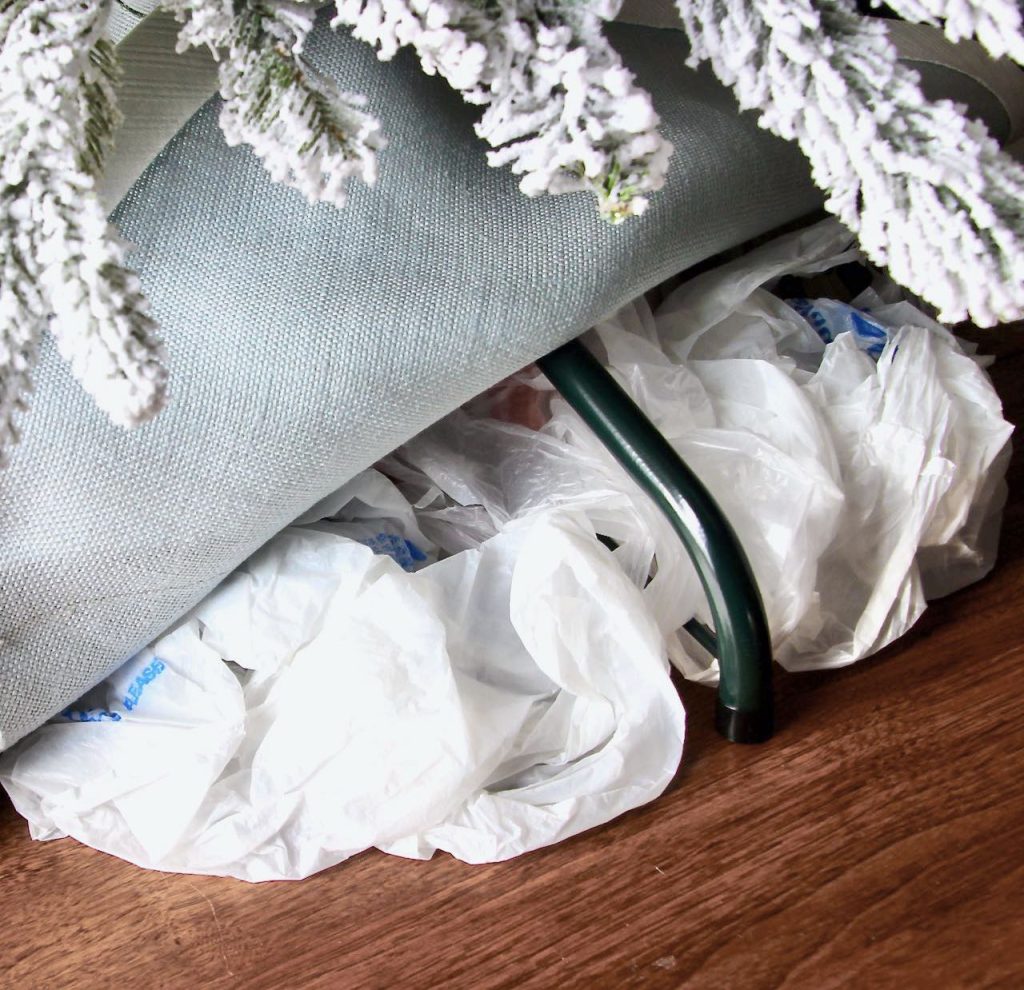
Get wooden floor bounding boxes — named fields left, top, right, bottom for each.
left=2, top=328, right=1022, bottom=990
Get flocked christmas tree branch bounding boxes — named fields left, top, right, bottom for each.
left=0, top=0, right=166, bottom=465
left=1, top=0, right=1024, bottom=464
left=163, top=0, right=384, bottom=205
left=671, top=0, right=1024, bottom=326
left=333, top=0, right=671, bottom=221
left=877, top=0, right=1024, bottom=64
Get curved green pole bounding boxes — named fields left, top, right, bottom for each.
left=537, top=338, right=774, bottom=743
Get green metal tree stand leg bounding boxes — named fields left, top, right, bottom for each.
left=538, top=338, right=774, bottom=744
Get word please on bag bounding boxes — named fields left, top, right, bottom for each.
left=59, top=657, right=168, bottom=722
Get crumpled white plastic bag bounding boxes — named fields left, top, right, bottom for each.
left=1, top=217, right=1011, bottom=881
left=388, top=218, right=1013, bottom=678
left=652, top=222, right=1013, bottom=670
left=0, top=504, right=685, bottom=881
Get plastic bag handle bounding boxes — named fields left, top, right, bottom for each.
left=538, top=338, right=774, bottom=743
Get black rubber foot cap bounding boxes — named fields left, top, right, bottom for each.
left=715, top=700, right=774, bottom=744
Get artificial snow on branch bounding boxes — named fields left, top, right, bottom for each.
left=333, top=0, right=672, bottom=222
left=164, top=0, right=384, bottom=207
left=876, top=0, right=1024, bottom=64
left=0, top=0, right=167, bottom=465
left=673, top=0, right=1024, bottom=327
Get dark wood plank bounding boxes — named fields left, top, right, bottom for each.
left=2, top=326, right=1022, bottom=990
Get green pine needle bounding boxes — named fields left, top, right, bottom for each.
left=79, top=38, right=123, bottom=177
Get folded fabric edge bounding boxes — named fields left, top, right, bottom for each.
left=98, top=7, right=219, bottom=213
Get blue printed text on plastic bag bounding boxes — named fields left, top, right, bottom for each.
left=60, top=707, right=121, bottom=723
left=788, top=297, right=890, bottom=358
left=358, top=532, right=427, bottom=572
left=123, top=659, right=167, bottom=712
left=59, top=657, right=167, bottom=721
